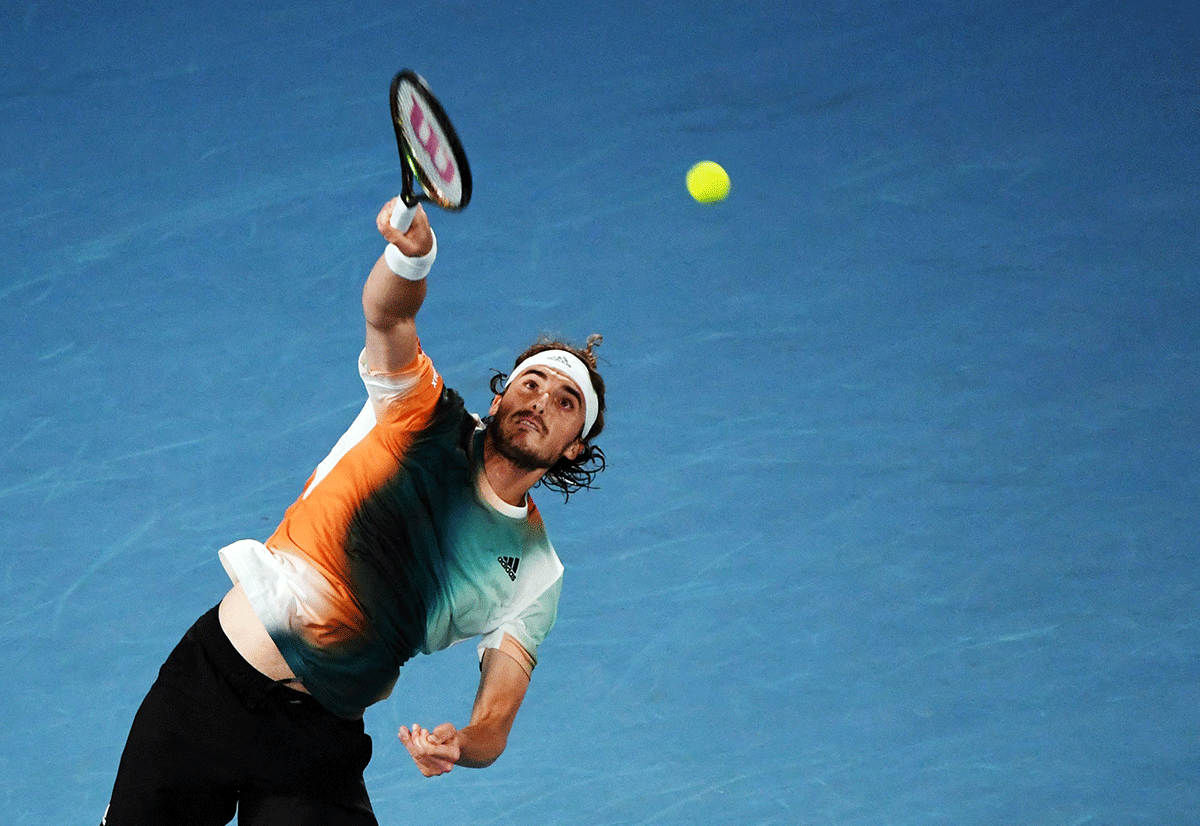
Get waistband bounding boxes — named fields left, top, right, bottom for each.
left=186, top=603, right=325, bottom=713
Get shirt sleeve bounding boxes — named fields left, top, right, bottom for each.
left=358, top=348, right=443, bottom=426
left=477, top=561, right=563, bottom=676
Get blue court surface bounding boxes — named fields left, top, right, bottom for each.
left=3, top=1, right=1197, bottom=823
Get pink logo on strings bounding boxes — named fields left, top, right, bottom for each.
left=409, top=99, right=456, bottom=184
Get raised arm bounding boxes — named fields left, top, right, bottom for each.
left=398, top=646, right=532, bottom=775
left=362, top=199, right=436, bottom=374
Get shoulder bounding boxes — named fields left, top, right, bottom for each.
left=359, top=348, right=442, bottom=402
left=515, top=506, right=565, bottom=589
left=358, top=348, right=455, bottom=432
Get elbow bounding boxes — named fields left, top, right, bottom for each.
left=361, top=285, right=396, bottom=332
left=362, top=291, right=417, bottom=337
left=361, top=301, right=393, bottom=334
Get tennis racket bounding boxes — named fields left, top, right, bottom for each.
left=388, top=69, right=472, bottom=232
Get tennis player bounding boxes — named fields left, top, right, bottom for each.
left=100, top=199, right=607, bottom=825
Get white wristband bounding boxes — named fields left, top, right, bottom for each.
left=384, top=229, right=437, bottom=281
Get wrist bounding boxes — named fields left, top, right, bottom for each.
left=384, top=229, right=437, bottom=281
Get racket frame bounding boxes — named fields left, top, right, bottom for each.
left=389, top=69, right=472, bottom=212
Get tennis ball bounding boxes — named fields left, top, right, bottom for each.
left=686, top=160, right=730, bottom=203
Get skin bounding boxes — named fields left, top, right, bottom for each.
left=220, top=199, right=588, bottom=778
left=372, top=200, right=588, bottom=773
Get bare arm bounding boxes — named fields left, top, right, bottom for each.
left=362, top=199, right=435, bottom=374
left=398, top=646, right=532, bottom=775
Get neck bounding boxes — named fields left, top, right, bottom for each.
left=481, top=430, right=546, bottom=508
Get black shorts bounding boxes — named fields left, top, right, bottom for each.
left=102, top=605, right=377, bottom=826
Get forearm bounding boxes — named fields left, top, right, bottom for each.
left=454, top=647, right=530, bottom=768
left=362, top=200, right=435, bottom=373
left=363, top=253, right=426, bottom=330
left=399, top=649, right=529, bottom=776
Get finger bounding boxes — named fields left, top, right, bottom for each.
left=398, top=214, right=432, bottom=254
left=427, top=724, right=452, bottom=745
left=377, top=199, right=397, bottom=231
left=422, top=757, right=455, bottom=775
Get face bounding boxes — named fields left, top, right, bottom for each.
left=488, top=367, right=587, bottom=471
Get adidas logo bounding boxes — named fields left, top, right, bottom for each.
left=497, top=556, right=519, bottom=581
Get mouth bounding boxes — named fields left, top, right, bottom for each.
left=512, top=412, right=545, bottom=434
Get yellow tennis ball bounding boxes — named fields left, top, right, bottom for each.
left=686, top=160, right=730, bottom=203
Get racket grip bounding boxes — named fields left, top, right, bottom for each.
left=390, top=199, right=417, bottom=232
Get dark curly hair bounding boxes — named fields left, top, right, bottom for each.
left=487, top=334, right=607, bottom=501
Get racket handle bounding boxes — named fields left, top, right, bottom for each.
left=390, top=199, right=417, bottom=232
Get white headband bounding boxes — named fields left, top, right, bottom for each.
left=503, top=350, right=599, bottom=438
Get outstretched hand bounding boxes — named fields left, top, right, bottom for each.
left=377, top=198, right=434, bottom=258
left=398, top=722, right=461, bottom=777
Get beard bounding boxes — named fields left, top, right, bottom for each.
left=487, top=411, right=562, bottom=471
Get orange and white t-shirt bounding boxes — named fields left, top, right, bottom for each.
left=220, top=350, right=563, bottom=719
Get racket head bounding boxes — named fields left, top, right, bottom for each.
left=390, top=70, right=472, bottom=211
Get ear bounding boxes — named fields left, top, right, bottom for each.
left=488, top=394, right=503, bottom=418
left=561, top=438, right=584, bottom=463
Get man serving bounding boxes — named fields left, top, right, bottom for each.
left=102, top=199, right=607, bottom=826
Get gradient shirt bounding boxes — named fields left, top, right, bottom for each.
left=220, top=350, right=563, bottom=719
